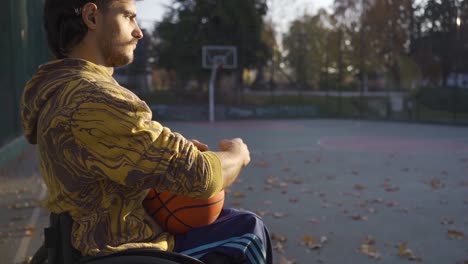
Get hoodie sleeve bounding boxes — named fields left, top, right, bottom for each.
left=70, top=82, right=223, bottom=199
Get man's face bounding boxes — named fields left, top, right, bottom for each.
left=97, top=0, right=143, bottom=67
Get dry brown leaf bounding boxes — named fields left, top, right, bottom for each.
left=299, top=235, right=323, bottom=250
left=272, top=212, right=287, bottom=219
left=354, top=184, right=367, bottom=191
left=448, top=229, right=466, bottom=240
left=351, top=214, right=368, bottom=221
left=230, top=201, right=242, bottom=206
left=352, top=171, right=359, bottom=175
left=271, top=233, right=288, bottom=242
left=356, top=202, right=367, bottom=208
left=278, top=255, right=296, bottom=264
left=430, top=179, right=444, bottom=189
left=385, top=186, right=400, bottom=192
left=367, top=207, right=377, bottom=214
left=441, top=218, right=454, bottom=225
left=233, top=192, right=245, bottom=198
left=273, top=241, right=285, bottom=253
left=359, top=244, right=381, bottom=259
left=288, top=197, right=299, bottom=203
left=397, top=242, right=422, bottom=261
left=254, top=160, right=269, bottom=168
left=285, top=178, right=303, bottom=184
left=369, top=198, right=384, bottom=204
left=364, top=235, right=375, bottom=245
left=308, top=218, right=320, bottom=224
left=386, top=201, right=399, bottom=207
left=254, top=210, right=268, bottom=217
left=246, top=185, right=255, bottom=191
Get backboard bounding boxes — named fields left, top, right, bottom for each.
left=202, top=45, right=237, bottom=69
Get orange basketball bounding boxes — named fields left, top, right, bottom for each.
left=143, top=189, right=225, bottom=234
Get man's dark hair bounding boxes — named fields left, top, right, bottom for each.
left=43, top=0, right=115, bottom=59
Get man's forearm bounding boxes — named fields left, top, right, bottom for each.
left=214, top=151, right=245, bottom=189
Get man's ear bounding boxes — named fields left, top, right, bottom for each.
left=81, top=2, right=99, bottom=30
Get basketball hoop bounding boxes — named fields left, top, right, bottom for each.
left=201, top=46, right=237, bottom=122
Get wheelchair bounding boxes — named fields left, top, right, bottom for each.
left=29, top=212, right=204, bottom=264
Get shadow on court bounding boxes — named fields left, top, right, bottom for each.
left=1, top=120, right=468, bottom=264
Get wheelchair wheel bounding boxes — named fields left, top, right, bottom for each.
left=30, top=244, right=48, bottom=264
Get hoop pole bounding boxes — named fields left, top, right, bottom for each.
left=209, top=63, right=220, bottom=123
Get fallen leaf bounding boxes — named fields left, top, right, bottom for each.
left=351, top=215, right=368, bottom=221
left=386, top=201, right=399, bottom=207
left=356, top=202, right=367, bottom=208
left=352, top=171, right=359, bottom=175
left=368, top=198, right=384, bottom=204
left=254, top=210, right=268, bottom=217
left=285, top=178, right=303, bottom=184
left=397, top=242, right=422, bottom=261
left=278, top=255, right=296, bottom=264
left=272, top=212, right=287, bottom=219
left=233, top=192, right=245, bottom=198
left=359, top=244, right=381, bottom=259
left=288, top=197, right=299, bottom=203
left=308, top=218, right=321, bottom=224
left=441, top=218, right=454, bottom=225
left=385, top=186, right=400, bottom=192
left=364, top=235, right=375, bottom=245
left=271, top=233, right=288, bottom=242
left=430, top=179, right=444, bottom=189
left=273, top=241, right=285, bottom=253
left=354, top=184, right=367, bottom=191
left=254, top=160, right=269, bottom=168
left=320, top=236, right=328, bottom=244
left=448, top=229, right=465, bottom=240
left=299, top=235, right=323, bottom=250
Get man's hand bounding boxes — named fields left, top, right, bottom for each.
left=215, top=138, right=251, bottom=189
left=190, top=139, right=209, bottom=152
left=218, top=138, right=251, bottom=167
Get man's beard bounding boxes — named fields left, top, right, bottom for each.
left=101, top=32, right=135, bottom=67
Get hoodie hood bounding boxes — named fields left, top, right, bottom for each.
left=20, top=59, right=113, bottom=144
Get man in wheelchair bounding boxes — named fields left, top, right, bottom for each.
left=21, top=0, right=272, bottom=263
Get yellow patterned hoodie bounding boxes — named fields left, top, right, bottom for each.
left=20, top=58, right=223, bottom=256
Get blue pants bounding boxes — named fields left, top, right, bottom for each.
left=174, top=208, right=273, bottom=264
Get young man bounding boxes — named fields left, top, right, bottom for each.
left=21, top=0, right=272, bottom=263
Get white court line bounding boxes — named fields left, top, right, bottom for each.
left=13, top=185, right=47, bottom=264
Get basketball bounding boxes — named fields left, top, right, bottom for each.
left=143, top=189, right=225, bottom=234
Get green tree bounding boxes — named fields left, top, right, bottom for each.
left=412, top=0, right=460, bottom=86
left=152, top=0, right=271, bottom=94
left=282, top=9, right=335, bottom=90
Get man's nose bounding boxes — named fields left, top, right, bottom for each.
left=133, top=23, right=144, bottom=39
